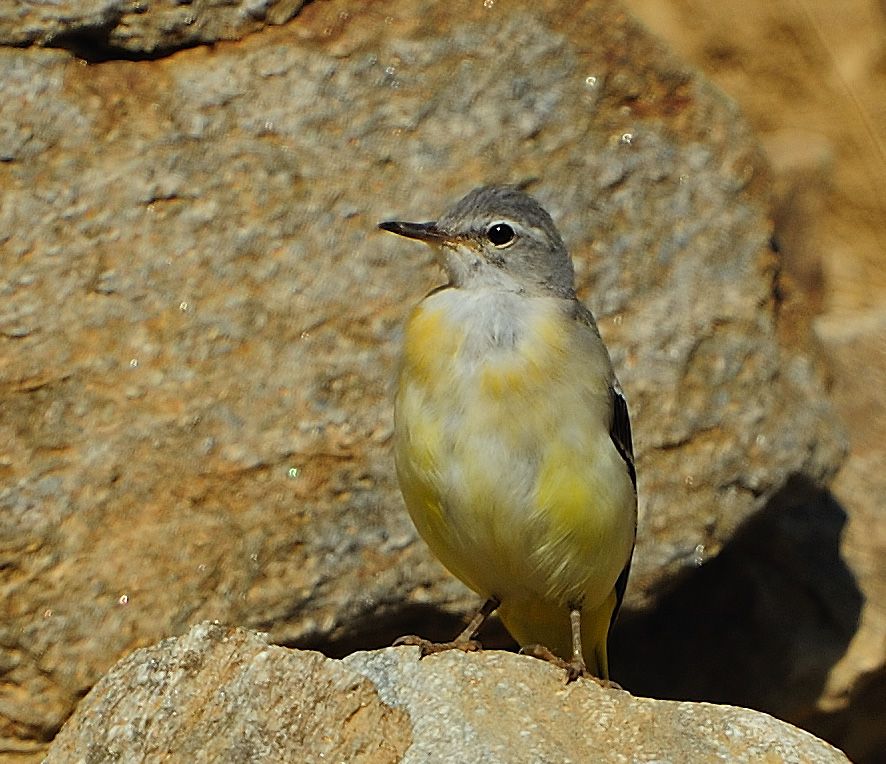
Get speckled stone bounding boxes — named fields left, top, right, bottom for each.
left=0, top=0, right=847, bottom=758
left=45, top=623, right=851, bottom=763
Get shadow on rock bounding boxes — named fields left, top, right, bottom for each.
left=295, top=603, right=518, bottom=660
left=611, top=473, right=862, bottom=722
left=293, top=473, right=861, bottom=743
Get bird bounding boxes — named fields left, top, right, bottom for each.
left=378, top=185, right=637, bottom=682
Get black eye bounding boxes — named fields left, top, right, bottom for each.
left=486, top=223, right=515, bottom=247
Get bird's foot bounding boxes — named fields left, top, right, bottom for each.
left=392, top=634, right=483, bottom=657
left=520, top=643, right=575, bottom=679
left=519, top=643, right=622, bottom=689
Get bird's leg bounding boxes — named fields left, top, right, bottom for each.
left=394, top=596, right=500, bottom=657
left=518, top=605, right=589, bottom=681
left=565, top=606, right=590, bottom=682
left=567, top=606, right=624, bottom=689
left=521, top=606, right=621, bottom=688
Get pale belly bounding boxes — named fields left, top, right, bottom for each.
left=394, top=290, right=636, bottom=613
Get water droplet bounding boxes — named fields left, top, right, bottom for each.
left=129, top=358, right=139, bottom=368
left=620, top=132, right=634, bottom=145
left=584, top=75, right=598, bottom=88
left=382, top=64, right=401, bottom=89
left=692, top=544, right=706, bottom=566
left=118, top=594, right=129, bottom=605
left=288, top=466, right=301, bottom=479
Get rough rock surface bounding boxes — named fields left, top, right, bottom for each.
left=0, top=0, right=855, bottom=759
left=45, top=623, right=851, bottom=763
left=611, top=2, right=886, bottom=760
left=0, top=0, right=310, bottom=56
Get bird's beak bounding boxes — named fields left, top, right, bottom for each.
left=378, top=220, right=447, bottom=243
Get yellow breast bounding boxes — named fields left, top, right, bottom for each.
left=394, top=288, right=635, bottom=613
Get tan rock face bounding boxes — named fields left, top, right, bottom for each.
left=0, top=0, right=862, bottom=759
left=46, top=624, right=412, bottom=763
left=603, top=2, right=886, bottom=760
left=45, top=623, right=850, bottom=764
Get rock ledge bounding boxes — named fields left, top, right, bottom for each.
left=46, top=622, right=849, bottom=763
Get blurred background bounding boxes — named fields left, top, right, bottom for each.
left=621, top=1, right=885, bottom=756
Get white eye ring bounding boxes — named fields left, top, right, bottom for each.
left=486, top=222, right=516, bottom=248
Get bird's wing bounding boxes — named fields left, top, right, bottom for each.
left=572, top=302, right=637, bottom=630
left=571, top=303, right=637, bottom=489
left=610, top=380, right=636, bottom=491
left=609, top=379, right=637, bottom=632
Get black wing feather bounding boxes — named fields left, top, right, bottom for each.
left=608, top=384, right=637, bottom=634
left=610, top=387, right=636, bottom=490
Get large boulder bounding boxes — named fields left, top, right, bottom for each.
left=0, top=0, right=852, bottom=758
left=45, top=623, right=850, bottom=763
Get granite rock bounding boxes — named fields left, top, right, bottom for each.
left=45, top=623, right=851, bottom=763
left=615, top=3, right=886, bottom=759
left=0, top=0, right=850, bottom=758
left=0, top=0, right=310, bottom=57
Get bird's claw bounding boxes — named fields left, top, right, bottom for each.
left=520, top=643, right=621, bottom=688
left=393, top=634, right=483, bottom=657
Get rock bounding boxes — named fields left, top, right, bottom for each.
left=0, top=0, right=851, bottom=759
left=0, top=0, right=310, bottom=57
left=804, top=314, right=886, bottom=763
left=591, top=3, right=886, bottom=760
left=45, top=623, right=850, bottom=763
left=45, top=623, right=411, bottom=763
left=621, top=0, right=886, bottom=321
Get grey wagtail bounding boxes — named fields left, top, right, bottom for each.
left=379, top=185, right=637, bottom=682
